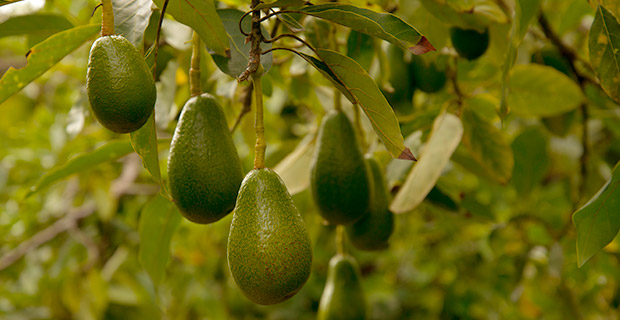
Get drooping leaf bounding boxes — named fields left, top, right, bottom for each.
left=290, top=51, right=355, bottom=102
left=589, top=5, right=620, bottom=104
left=0, top=14, right=73, bottom=38
left=347, top=30, right=374, bottom=71
left=516, top=0, right=542, bottom=40
left=254, top=0, right=306, bottom=10
left=511, top=127, right=549, bottom=196
left=299, top=4, right=435, bottom=55
left=507, top=64, right=585, bottom=117
left=130, top=114, right=162, bottom=184
left=152, top=0, right=228, bottom=57
left=461, top=103, right=514, bottom=184
left=316, top=49, right=414, bottom=160
left=0, top=24, right=100, bottom=105
left=273, top=134, right=316, bottom=195
left=139, top=194, right=182, bottom=285
left=112, top=0, right=153, bottom=48
left=27, top=140, right=135, bottom=197
left=212, top=9, right=272, bottom=78
left=574, top=161, right=620, bottom=267
left=390, top=113, right=463, bottom=213
left=279, top=13, right=304, bottom=33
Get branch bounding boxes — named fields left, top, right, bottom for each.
left=237, top=0, right=264, bottom=82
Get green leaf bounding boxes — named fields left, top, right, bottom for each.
left=279, top=13, right=304, bottom=33
left=0, top=14, right=73, bottom=38
left=574, top=161, right=620, bottom=267
left=507, top=64, right=585, bottom=117
left=152, top=0, right=228, bottom=57
left=316, top=49, right=414, bottom=160
left=511, top=127, right=549, bottom=196
left=254, top=0, right=306, bottom=10
left=461, top=103, right=514, bottom=184
left=139, top=194, right=181, bottom=285
left=346, top=30, right=374, bottom=71
left=589, top=5, right=620, bottom=104
left=292, top=51, right=355, bottom=102
left=212, top=9, right=272, bottom=78
left=273, top=134, right=316, bottom=195
left=390, top=113, right=463, bottom=213
left=113, top=0, right=153, bottom=48
left=0, top=24, right=100, bottom=105
left=0, top=0, right=23, bottom=6
left=130, top=114, right=162, bottom=184
left=299, top=4, right=435, bottom=55
left=27, top=140, right=135, bottom=197
left=516, top=0, right=542, bottom=40
left=419, top=0, right=506, bottom=30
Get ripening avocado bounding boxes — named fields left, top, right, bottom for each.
left=382, top=44, right=415, bottom=115
left=409, top=55, right=447, bottom=93
left=167, top=93, right=244, bottom=224
left=450, top=26, right=490, bottom=60
left=318, top=254, right=367, bottom=320
left=228, top=168, right=312, bottom=305
left=346, top=156, right=394, bottom=251
left=310, top=110, right=371, bottom=225
left=86, top=35, right=156, bottom=133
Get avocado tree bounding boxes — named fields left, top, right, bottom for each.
left=1, top=0, right=620, bottom=318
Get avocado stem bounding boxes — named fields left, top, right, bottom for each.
left=336, top=225, right=345, bottom=255
left=252, top=69, right=266, bottom=169
left=190, top=32, right=202, bottom=97
left=353, top=103, right=367, bottom=152
left=100, top=0, right=114, bottom=36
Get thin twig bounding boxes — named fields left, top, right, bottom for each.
left=231, top=82, right=254, bottom=133
left=263, top=33, right=318, bottom=55
left=238, top=0, right=264, bottom=82
left=152, top=0, right=169, bottom=78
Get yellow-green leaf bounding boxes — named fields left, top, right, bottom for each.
left=589, top=5, right=620, bottom=104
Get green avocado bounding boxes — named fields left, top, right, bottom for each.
left=346, top=156, right=394, bottom=251
left=382, top=44, right=415, bottom=115
left=410, top=55, right=447, bottom=94
left=318, top=254, right=367, bottom=320
left=227, top=168, right=312, bottom=305
left=167, top=93, right=244, bottom=224
left=450, top=27, right=489, bottom=60
left=310, top=110, right=371, bottom=226
left=86, top=35, right=156, bottom=133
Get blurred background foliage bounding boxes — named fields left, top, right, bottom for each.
left=1, top=0, right=620, bottom=319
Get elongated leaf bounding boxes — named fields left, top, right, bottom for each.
left=152, top=0, right=228, bottom=57
left=0, top=14, right=73, bottom=38
left=273, top=134, right=316, bottom=195
left=139, top=194, right=181, bottom=285
left=511, top=127, right=549, bottom=195
left=212, top=9, right=272, bottom=78
left=130, top=114, right=162, bottom=184
left=254, top=0, right=306, bottom=10
left=507, top=64, right=584, bottom=117
left=461, top=104, right=513, bottom=184
left=574, top=161, right=620, bottom=267
left=347, top=30, right=374, bottom=71
left=0, top=24, right=100, bottom=105
left=390, top=113, right=463, bottom=213
left=293, top=51, right=355, bottom=102
left=317, top=49, right=414, bottom=160
left=589, top=5, right=620, bottom=104
left=113, top=0, right=152, bottom=48
left=27, top=140, right=135, bottom=197
left=299, top=4, right=435, bottom=55
left=279, top=13, right=304, bottom=33
left=516, top=0, right=542, bottom=40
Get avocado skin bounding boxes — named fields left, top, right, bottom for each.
left=168, top=93, right=244, bottom=224
left=311, top=110, right=371, bottom=226
left=450, top=27, right=490, bottom=60
left=227, top=168, right=312, bottom=305
left=382, top=44, right=415, bottom=115
left=86, top=35, right=156, bottom=133
left=410, top=55, right=447, bottom=94
left=346, top=156, right=394, bottom=251
left=318, top=254, right=367, bottom=320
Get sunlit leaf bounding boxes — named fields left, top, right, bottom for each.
left=390, top=113, right=463, bottom=213
left=0, top=14, right=73, bottom=38
left=589, top=5, right=620, bottom=104
left=112, top=0, right=153, bottom=48
left=574, top=161, right=620, bottom=267
left=0, top=0, right=23, bottom=6
left=130, top=114, right=162, bottom=184
left=273, top=134, right=316, bottom=195
left=254, top=0, right=306, bottom=10
left=0, top=24, right=100, bottom=105
left=511, top=127, right=549, bottom=196
left=279, top=13, right=304, bottom=33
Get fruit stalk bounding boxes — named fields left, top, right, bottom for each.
left=190, top=32, right=201, bottom=97
left=336, top=225, right=345, bottom=255
left=252, top=70, right=266, bottom=169
left=353, top=103, right=366, bottom=151
left=100, top=0, right=114, bottom=36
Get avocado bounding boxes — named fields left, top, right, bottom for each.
left=382, top=44, right=415, bottom=115
left=86, top=35, right=156, bottom=133
left=227, top=168, right=312, bottom=305
left=450, top=27, right=489, bottom=60
left=167, top=93, right=244, bottom=224
left=410, top=55, right=447, bottom=93
left=318, top=254, right=367, bottom=320
left=310, top=110, right=371, bottom=225
left=346, top=156, right=394, bottom=251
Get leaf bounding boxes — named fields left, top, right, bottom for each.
left=516, top=0, right=542, bottom=41
left=390, top=113, right=463, bottom=213
left=130, top=114, right=162, bottom=184
left=573, top=161, right=620, bottom=267
left=0, top=14, right=73, bottom=38
left=27, top=140, right=135, bottom=197
left=0, top=0, right=23, bottom=6
left=273, top=134, right=316, bottom=195
left=212, top=9, right=272, bottom=78
left=299, top=4, right=435, bottom=55
left=293, top=51, right=355, bottom=102
left=507, top=64, right=585, bottom=117
left=152, top=0, right=228, bottom=57
left=139, top=194, right=181, bottom=285
left=589, top=5, right=620, bottom=104
left=511, top=127, right=549, bottom=196
left=0, top=24, right=100, bottom=105
left=112, top=0, right=153, bottom=48
left=316, top=49, right=414, bottom=160
left=346, top=30, right=374, bottom=71
left=461, top=103, right=514, bottom=184
left=254, top=0, right=306, bottom=10
left=279, top=13, right=304, bottom=33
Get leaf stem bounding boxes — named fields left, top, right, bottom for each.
left=252, top=69, right=266, bottom=169
left=152, top=0, right=169, bottom=79
left=190, top=32, right=202, bottom=97
left=100, top=0, right=114, bottom=36
left=336, top=225, right=345, bottom=255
